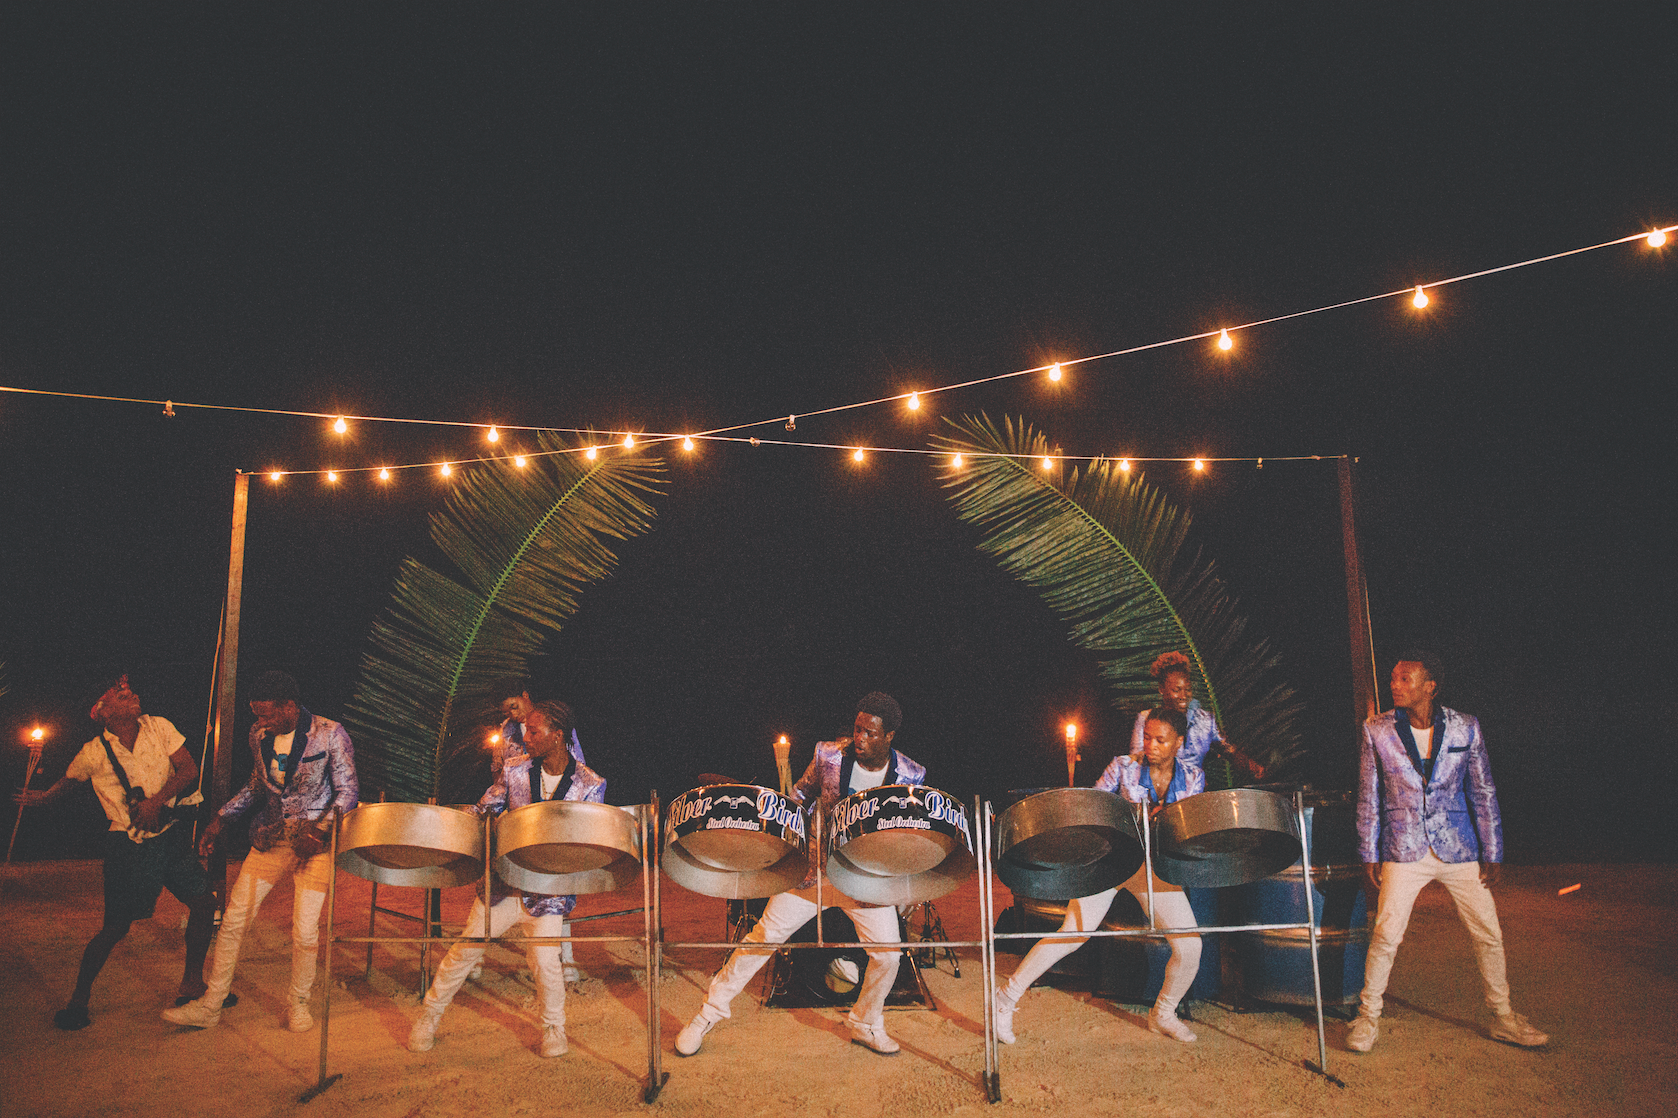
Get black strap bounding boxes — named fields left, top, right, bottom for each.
left=99, top=733, right=143, bottom=805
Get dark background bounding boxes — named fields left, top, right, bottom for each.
left=2, top=7, right=1672, bottom=861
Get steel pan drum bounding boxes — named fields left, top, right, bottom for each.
left=824, top=785, right=975, bottom=906
left=496, top=800, right=643, bottom=895
left=662, top=784, right=809, bottom=899
left=994, top=787, right=1145, bottom=900
left=1151, top=787, right=1300, bottom=889
left=336, top=802, right=486, bottom=888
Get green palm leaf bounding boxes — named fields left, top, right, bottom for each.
left=934, top=415, right=1303, bottom=783
left=347, top=433, right=663, bottom=803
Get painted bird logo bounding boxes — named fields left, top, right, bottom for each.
left=881, top=793, right=920, bottom=810
left=714, top=794, right=756, bottom=810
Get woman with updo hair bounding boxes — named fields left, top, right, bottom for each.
left=1130, top=651, right=1266, bottom=782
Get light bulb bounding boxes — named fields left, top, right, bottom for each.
left=487, top=427, right=500, bottom=442
left=378, top=468, right=390, bottom=481
left=268, top=471, right=283, bottom=482
left=1041, top=457, right=1053, bottom=470
left=951, top=453, right=963, bottom=468
left=682, top=437, right=694, bottom=452
left=1048, top=363, right=1062, bottom=382
left=440, top=462, right=453, bottom=477
left=1649, top=229, right=1668, bottom=248
left=907, top=392, right=920, bottom=411
left=1412, top=285, right=1429, bottom=309
left=586, top=446, right=597, bottom=460
left=1193, top=459, right=1206, bottom=472
left=326, top=471, right=338, bottom=483
left=1217, top=329, right=1233, bottom=351
left=623, top=434, right=635, bottom=448
left=333, top=417, right=347, bottom=434
left=1118, top=459, right=1131, bottom=472
left=513, top=455, right=526, bottom=468
left=853, top=448, right=865, bottom=462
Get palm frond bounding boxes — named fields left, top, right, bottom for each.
left=934, top=415, right=1304, bottom=782
left=347, top=433, right=663, bottom=803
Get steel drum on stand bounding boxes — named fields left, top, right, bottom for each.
left=662, top=784, right=809, bottom=899
left=336, top=802, right=486, bottom=888
left=496, top=800, right=643, bottom=895
left=1151, top=788, right=1301, bottom=889
left=824, top=784, right=975, bottom=905
left=992, top=788, right=1144, bottom=901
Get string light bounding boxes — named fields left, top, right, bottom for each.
left=853, top=448, right=865, bottom=462
left=1118, top=459, right=1131, bottom=472
left=333, top=417, right=347, bottom=434
left=950, top=453, right=963, bottom=468
left=440, top=462, right=452, bottom=477
left=268, top=471, right=283, bottom=482
left=1193, top=459, right=1206, bottom=472
left=682, top=437, right=694, bottom=452
left=1041, top=456, right=1053, bottom=470
left=586, top=446, right=597, bottom=460
left=907, top=392, right=920, bottom=411
left=1412, top=285, right=1430, bottom=309
left=1650, top=229, right=1668, bottom=248
left=1217, top=329, right=1233, bottom=351
left=1048, top=363, right=1062, bottom=382
left=326, top=471, right=339, bottom=483
left=486, top=427, right=499, bottom=443
left=378, top=467, right=391, bottom=481
left=623, top=434, right=635, bottom=449
left=513, top=455, right=526, bottom=468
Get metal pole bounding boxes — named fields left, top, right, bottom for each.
left=813, top=802, right=824, bottom=946
left=300, top=809, right=343, bottom=1103
left=209, top=471, right=249, bottom=907
left=642, top=793, right=667, bottom=1103
left=979, top=798, right=1000, bottom=1104
left=1141, top=801, right=1156, bottom=928
left=1340, top=456, right=1379, bottom=730
left=1297, top=792, right=1330, bottom=1076
left=364, top=882, right=378, bottom=980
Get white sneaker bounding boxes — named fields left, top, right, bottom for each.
left=993, top=988, right=1018, bottom=1044
left=1148, top=1006, right=1197, bottom=1043
left=540, top=1025, right=568, bottom=1057
left=675, top=1013, right=715, bottom=1056
left=161, top=998, right=222, bottom=1029
left=408, top=1007, right=442, bottom=1053
left=1347, top=1015, right=1378, bottom=1052
left=1490, top=1012, right=1548, bottom=1047
left=287, top=1000, right=314, bottom=1033
left=847, top=1018, right=900, bottom=1055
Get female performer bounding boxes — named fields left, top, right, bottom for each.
left=994, top=707, right=1205, bottom=1043
left=1131, top=651, right=1265, bottom=782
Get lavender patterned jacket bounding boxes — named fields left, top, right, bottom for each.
left=1358, top=706, right=1504, bottom=865
left=477, top=753, right=608, bottom=917
left=1129, top=701, right=1224, bottom=768
left=221, top=710, right=358, bottom=834
left=1097, top=754, right=1205, bottom=804
left=791, top=739, right=926, bottom=892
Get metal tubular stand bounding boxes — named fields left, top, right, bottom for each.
left=307, top=803, right=662, bottom=1104
left=985, top=791, right=1335, bottom=1099
left=643, top=791, right=668, bottom=1102
left=660, top=795, right=996, bottom=1102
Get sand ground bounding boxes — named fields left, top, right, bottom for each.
left=0, top=860, right=1672, bottom=1118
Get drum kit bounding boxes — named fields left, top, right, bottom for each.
left=311, top=777, right=1331, bottom=1104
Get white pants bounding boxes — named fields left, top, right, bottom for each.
left=424, top=896, right=567, bottom=1029
left=204, top=845, right=334, bottom=1007
left=1359, top=851, right=1510, bottom=1019
left=1001, top=863, right=1202, bottom=1016
left=698, top=886, right=903, bottom=1028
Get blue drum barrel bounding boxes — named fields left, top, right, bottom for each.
left=1229, top=790, right=1369, bottom=1006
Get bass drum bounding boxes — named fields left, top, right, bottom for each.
left=495, top=800, right=644, bottom=895
left=662, top=784, right=809, bottom=899
left=824, top=785, right=975, bottom=906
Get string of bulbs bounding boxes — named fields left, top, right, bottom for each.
left=3, top=224, right=1669, bottom=483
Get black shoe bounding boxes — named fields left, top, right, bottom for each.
left=174, top=991, right=238, bottom=1008
left=54, top=1006, right=92, bottom=1030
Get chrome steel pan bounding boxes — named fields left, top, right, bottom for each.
left=1151, top=787, right=1300, bottom=888
left=662, top=784, right=809, bottom=899
left=336, top=802, right=485, bottom=888
left=824, top=785, right=975, bottom=906
left=993, top=787, right=1144, bottom=900
left=496, top=800, right=643, bottom=895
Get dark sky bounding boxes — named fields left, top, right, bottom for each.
left=2, top=8, right=1673, bottom=861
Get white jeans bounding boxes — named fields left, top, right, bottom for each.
left=204, top=845, right=334, bottom=1007
left=1001, top=863, right=1202, bottom=1016
left=698, top=886, right=903, bottom=1028
left=423, top=896, right=567, bottom=1029
left=1359, top=851, right=1511, bottom=1019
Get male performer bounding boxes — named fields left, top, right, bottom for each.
left=491, top=678, right=585, bottom=779
left=676, top=691, right=921, bottom=1058
left=1347, top=652, right=1548, bottom=1052
left=163, top=670, right=357, bottom=1032
left=408, top=700, right=605, bottom=1058
left=17, top=672, right=218, bottom=1029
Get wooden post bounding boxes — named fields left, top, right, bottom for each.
left=209, top=471, right=249, bottom=899
left=1338, top=457, right=1378, bottom=728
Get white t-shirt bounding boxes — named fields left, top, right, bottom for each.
left=540, top=764, right=565, bottom=801
left=66, top=715, right=200, bottom=841
left=848, top=761, right=890, bottom=793
left=1413, top=726, right=1434, bottom=760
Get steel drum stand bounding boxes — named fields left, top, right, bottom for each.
left=980, top=790, right=1338, bottom=1101
left=303, top=794, right=668, bottom=1105
left=660, top=796, right=1000, bottom=1103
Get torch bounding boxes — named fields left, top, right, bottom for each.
left=1063, top=723, right=1079, bottom=788
left=773, top=735, right=792, bottom=796
left=7, top=727, right=47, bottom=864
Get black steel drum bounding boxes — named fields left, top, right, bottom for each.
left=824, top=785, right=975, bottom=905
left=1151, top=787, right=1300, bottom=889
left=496, top=800, right=643, bottom=895
left=993, top=787, right=1145, bottom=901
left=336, top=802, right=486, bottom=888
left=662, top=784, right=809, bottom=899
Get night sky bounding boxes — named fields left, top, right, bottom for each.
left=3, top=8, right=1673, bottom=862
